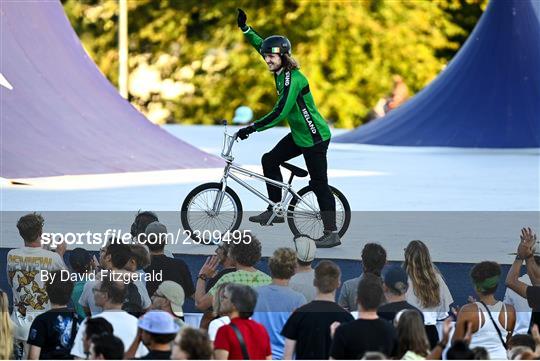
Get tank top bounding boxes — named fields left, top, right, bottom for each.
left=469, top=301, right=509, bottom=360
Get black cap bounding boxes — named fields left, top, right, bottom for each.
left=383, top=266, right=409, bottom=294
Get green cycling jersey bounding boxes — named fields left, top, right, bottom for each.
left=243, top=26, right=331, bottom=148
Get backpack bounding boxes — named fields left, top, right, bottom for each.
left=122, top=282, right=144, bottom=317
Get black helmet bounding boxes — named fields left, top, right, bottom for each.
left=260, top=35, right=291, bottom=56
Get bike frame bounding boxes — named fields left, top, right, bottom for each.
left=213, top=130, right=319, bottom=219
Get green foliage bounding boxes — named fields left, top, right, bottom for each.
left=62, top=0, right=484, bottom=128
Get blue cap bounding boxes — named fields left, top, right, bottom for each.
left=138, top=311, right=180, bottom=334
left=383, top=266, right=409, bottom=294
left=233, top=106, right=253, bottom=124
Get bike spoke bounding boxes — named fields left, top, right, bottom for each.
left=184, top=188, right=239, bottom=240
left=291, top=190, right=346, bottom=238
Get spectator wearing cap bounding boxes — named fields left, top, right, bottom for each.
left=214, top=284, right=272, bottom=360
left=69, top=248, right=95, bottom=319
left=150, top=280, right=186, bottom=328
left=330, top=274, right=397, bottom=360
left=252, top=248, right=306, bottom=359
left=289, top=235, right=317, bottom=302
left=196, top=233, right=271, bottom=311
left=339, top=243, right=387, bottom=311
left=131, top=311, right=180, bottom=360
left=282, top=260, right=354, bottom=360
left=142, top=221, right=195, bottom=299
left=71, top=279, right=148, bottom=359
left=130, top=212, right=175, bottom=258
left=377, top=266, right=422, bottom=323
left=172, top=327, right=213, bottom=360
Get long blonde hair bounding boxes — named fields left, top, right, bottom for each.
left=0, top=290, right=14, bottom=360
left=403, top=240, right=441, bottom=308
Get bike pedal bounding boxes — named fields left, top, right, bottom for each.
left=259, top=222, right=274, bottom=226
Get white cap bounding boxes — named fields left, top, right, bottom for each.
left=294, top=235, right=316, bottom=262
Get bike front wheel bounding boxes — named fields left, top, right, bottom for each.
left=287, top=185, right=351, bottom=239
left=181, top=182, right=243, bottom=244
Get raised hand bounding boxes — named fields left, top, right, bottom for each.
left=518, top=227, right=537, bottom=259
left=199, top=255, right=219, bottom=279
left=521, top=227, right=537, bottom=246
left=237, top=8, right=247, bottom=30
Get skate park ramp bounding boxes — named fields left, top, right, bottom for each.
left=335, top=0, right=540, bottom=148
left=0, top=1, right=221, bottom=179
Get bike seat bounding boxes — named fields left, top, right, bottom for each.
left=281, top=162, right=308, bottom=178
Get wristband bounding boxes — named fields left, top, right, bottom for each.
left=437, top=341, right=447, bottom=349
left=198, top=274, right=208, bottom=281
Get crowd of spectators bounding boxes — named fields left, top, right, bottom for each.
left=2, top=212, right=540, bottom=360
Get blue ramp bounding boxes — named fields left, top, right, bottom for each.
left=335, top=0, right=540, bottom=148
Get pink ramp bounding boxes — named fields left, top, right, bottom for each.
left=0, top=1, right=221, bottom=179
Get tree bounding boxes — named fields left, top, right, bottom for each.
left=62, top=0, right=484, bottom=128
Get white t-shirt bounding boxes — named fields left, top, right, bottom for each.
left=78, top=274, right=151, bottom=315
left=208, top=316, right=231, bottom=341
left=70, top=310, right=148, bottom=358
left=406, top=273, right=454, bottom=325
left=6, top=246, right=66, bottom=340
left=504, top=274, right=532, bottom=334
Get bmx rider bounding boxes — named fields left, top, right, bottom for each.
left=235, top=9, right=340, bottom=248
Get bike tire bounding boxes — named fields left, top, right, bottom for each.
left=287, top=185, right=351, bottom=239
left=180, top=182, right=243, bottom=244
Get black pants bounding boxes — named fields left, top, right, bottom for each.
left=261, top=133, right=336, bottom=231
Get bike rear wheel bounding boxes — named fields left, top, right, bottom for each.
left=287, top=185, right=351, bottom=239
left=181, top=182, right=243, bottom=244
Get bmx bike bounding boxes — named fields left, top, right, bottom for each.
left=180, top=122, right=351, bottom=244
